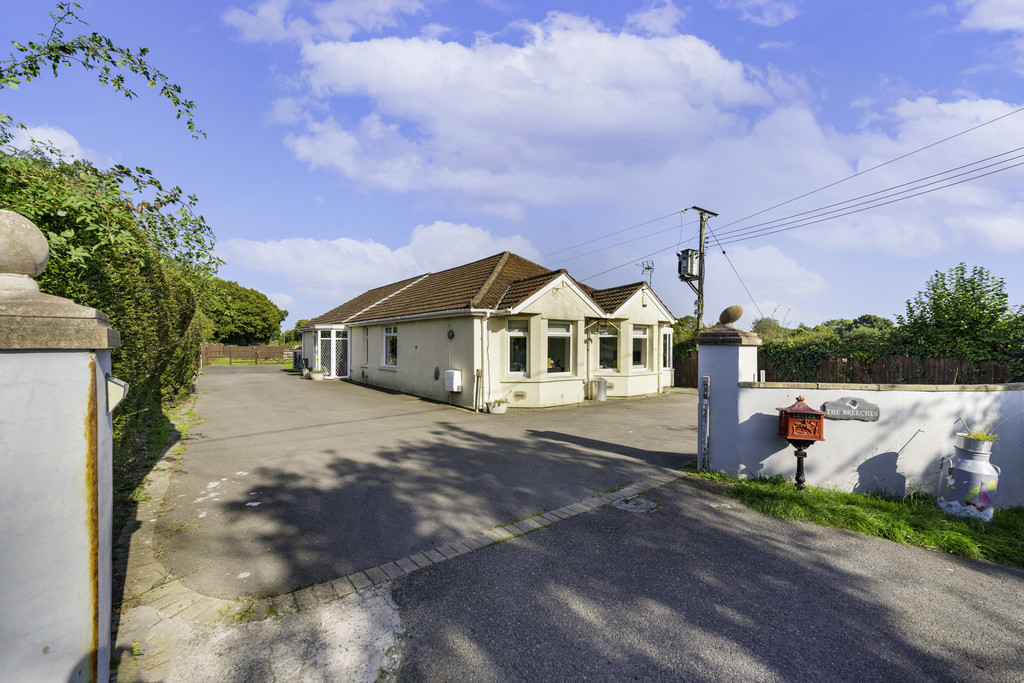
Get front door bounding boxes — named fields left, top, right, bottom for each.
left=317, top=330, right=350, bottom=378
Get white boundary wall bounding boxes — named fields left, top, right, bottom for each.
left=698, top=337, right=1024, bottom=507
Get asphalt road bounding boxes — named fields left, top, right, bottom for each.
left=390, top=476, right=1024, bottom=682
left=155, top=366, right=697, bottom=597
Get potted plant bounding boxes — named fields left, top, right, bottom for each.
left=937, top=418, right=1001, bottom=522
left=488, top=397, right=510, bottom=414
left=310, top=367, right=326, bottom=381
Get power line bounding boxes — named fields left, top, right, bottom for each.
left=577, top=105, right=1024, bottom=281
left=717, top=158, right=1024, bottom=246
left=716, top=146, right=1024, bottom=241
left=554, top=220, right=698, bottom=265
left=539, top=211, right=683, bottom=261
left=706, top=225, right=764, bottom=318
left=714, top=104, right=1024, bottom=235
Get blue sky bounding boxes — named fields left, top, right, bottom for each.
left=5, top=0, right=1024, bottom=330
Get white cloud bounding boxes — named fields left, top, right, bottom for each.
left=282, top=12, right=770, bottom=215
left=700, top=244, right=825, bottom=327
left=958, top=0, right=1024, bottom=31
left=715, top=0, right=801, bottom=27
left=758, top=40, right=794, bottom=50
left=9, top=125, right=95, bottom=162
left=267, top=291, right=298, bottom=313
left=419, top=23, right=451, bottom=40
left=217, top=221, right=539, bottom=312
left=224, top=0, right=425, bottom=42
left=626, top=1, right=688, bottom=36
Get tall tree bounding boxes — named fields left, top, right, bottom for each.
left=895, top=263, right=1023, bottom=359
left=202, top=278, right=288, bottom=345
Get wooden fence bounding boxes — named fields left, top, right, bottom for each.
left=758, top=353, right=1023, bottom=385
left=673, top=351, right=1020, bottom=387
left=674, top=352, right=699, bottom=388
left=201, top=343, right=293, bottom=366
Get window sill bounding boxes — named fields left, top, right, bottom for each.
left=379, top=365, right=398, bottom=372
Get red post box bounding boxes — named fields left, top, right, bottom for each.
left=777, top=396, right=825, bottom=490
left=777, top=396, right=825, bottom=442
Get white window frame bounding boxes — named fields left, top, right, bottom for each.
left=662, top=330, right=673, bottom=369
left=507, top=319, right=528, bottom=375
left=364, top=327, right=369, bottom=365
left=546, top=320, right=572, bottom=375
left=632, top=325, right=649, bottom=369
left=383, top=326, right=398, bottom=367
left=597, top=324, right=618, bottom=372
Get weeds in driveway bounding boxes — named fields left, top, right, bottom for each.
left=687, top=470, right=1024, bottom=568
left=593, top=481, right=633, bottom=497
left=491, top=510, right=544, bottom=529
left=234, top=596, right=257, bottom=621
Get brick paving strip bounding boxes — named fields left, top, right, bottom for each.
left=115, top=449, right=684, bottom=632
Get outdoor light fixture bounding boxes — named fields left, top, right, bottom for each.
left=106, top=374, right=129, bottom=414
left=777, top=396, right=825, bottom=490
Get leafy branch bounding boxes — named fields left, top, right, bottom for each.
left=0, top=1, right=203, bottom=142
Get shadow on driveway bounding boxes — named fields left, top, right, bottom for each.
left=152, top=369, right=697, bottom=597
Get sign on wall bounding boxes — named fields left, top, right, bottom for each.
left=822, top=397, right=880, bottom=422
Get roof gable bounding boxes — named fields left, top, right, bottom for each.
left=509, top=271, right=608, bottom=317
left=593, top=282, right=674, bottom=320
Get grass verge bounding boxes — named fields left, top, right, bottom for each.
left=113, top=397, right=204, bottom=532
left=687, top=470, right=1024, bottom=569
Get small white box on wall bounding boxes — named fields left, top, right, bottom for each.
left=445, top=370, right=463, bottom=392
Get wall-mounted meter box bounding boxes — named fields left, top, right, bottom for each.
left=444, top=370, right=463, bottom=392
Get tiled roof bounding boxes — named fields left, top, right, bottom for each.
left=495, top=270, right=563, bottom=309
left=590, top=282, right=645, bottom=315
left=308, top=252, right=672, bottom=324
left=307, top=275, right=423, bottom=326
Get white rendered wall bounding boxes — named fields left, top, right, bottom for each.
left=0, top=349, right=113, bottom=682
left=724, top=382, right=1024, bottom=505
left=353, top=318, right=478, bottom=407
left=697, top=343, right=760, bottom=472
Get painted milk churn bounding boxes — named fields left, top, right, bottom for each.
left=937, top=434, right=1001, bottom=522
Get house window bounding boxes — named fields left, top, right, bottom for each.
left=598, top=325, right=618, bottom=371
left=508, top=319, right=528, bottom=374
left=383, top=326, right=398, bottom=367
left=547, top=321, right=572, bottom=374
left=364, top=327, right=369, bottom=365
left=632, top=325, right=648, bottom=368
left=663, top=331, right=673, bottom=369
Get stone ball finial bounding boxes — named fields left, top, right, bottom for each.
left=719, top=305, right=743, bottom=326
left=0, top=210, right=49, bottom=278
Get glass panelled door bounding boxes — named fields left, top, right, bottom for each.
left=316, top=330, right=350, bottom=378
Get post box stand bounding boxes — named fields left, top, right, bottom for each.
left=777, top=396, right=825, bottom=491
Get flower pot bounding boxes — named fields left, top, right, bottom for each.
left=310, top=371, right=325, bottom=381
left=488, top=401, right=508, bottom=414
left=937, top=433, right=1001, bottom=522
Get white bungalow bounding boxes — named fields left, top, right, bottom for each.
left=301, top=252, right=675, bottom=410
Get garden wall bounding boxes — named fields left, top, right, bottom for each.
left=697, top=328, right=1024, bottom=508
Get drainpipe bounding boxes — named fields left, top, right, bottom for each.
left=585, top=333, right=592, bottom=398
left=657, top=327, right=663, bottom=394
left=478, top=312, right=490, bottom=412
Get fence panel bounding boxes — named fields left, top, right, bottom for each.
left=674, top=352, right=699, bottom=388
left=201, top=343, right=293, bottom=365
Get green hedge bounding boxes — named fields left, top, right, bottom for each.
left=1, top=151, right=204, bottom=498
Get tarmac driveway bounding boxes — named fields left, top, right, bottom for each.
left=155, top=366, right=696, bottom=598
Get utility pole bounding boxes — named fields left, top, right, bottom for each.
left=693, top=206, right=716, bottom=332
left=678, top=206, right=717, bottom=333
